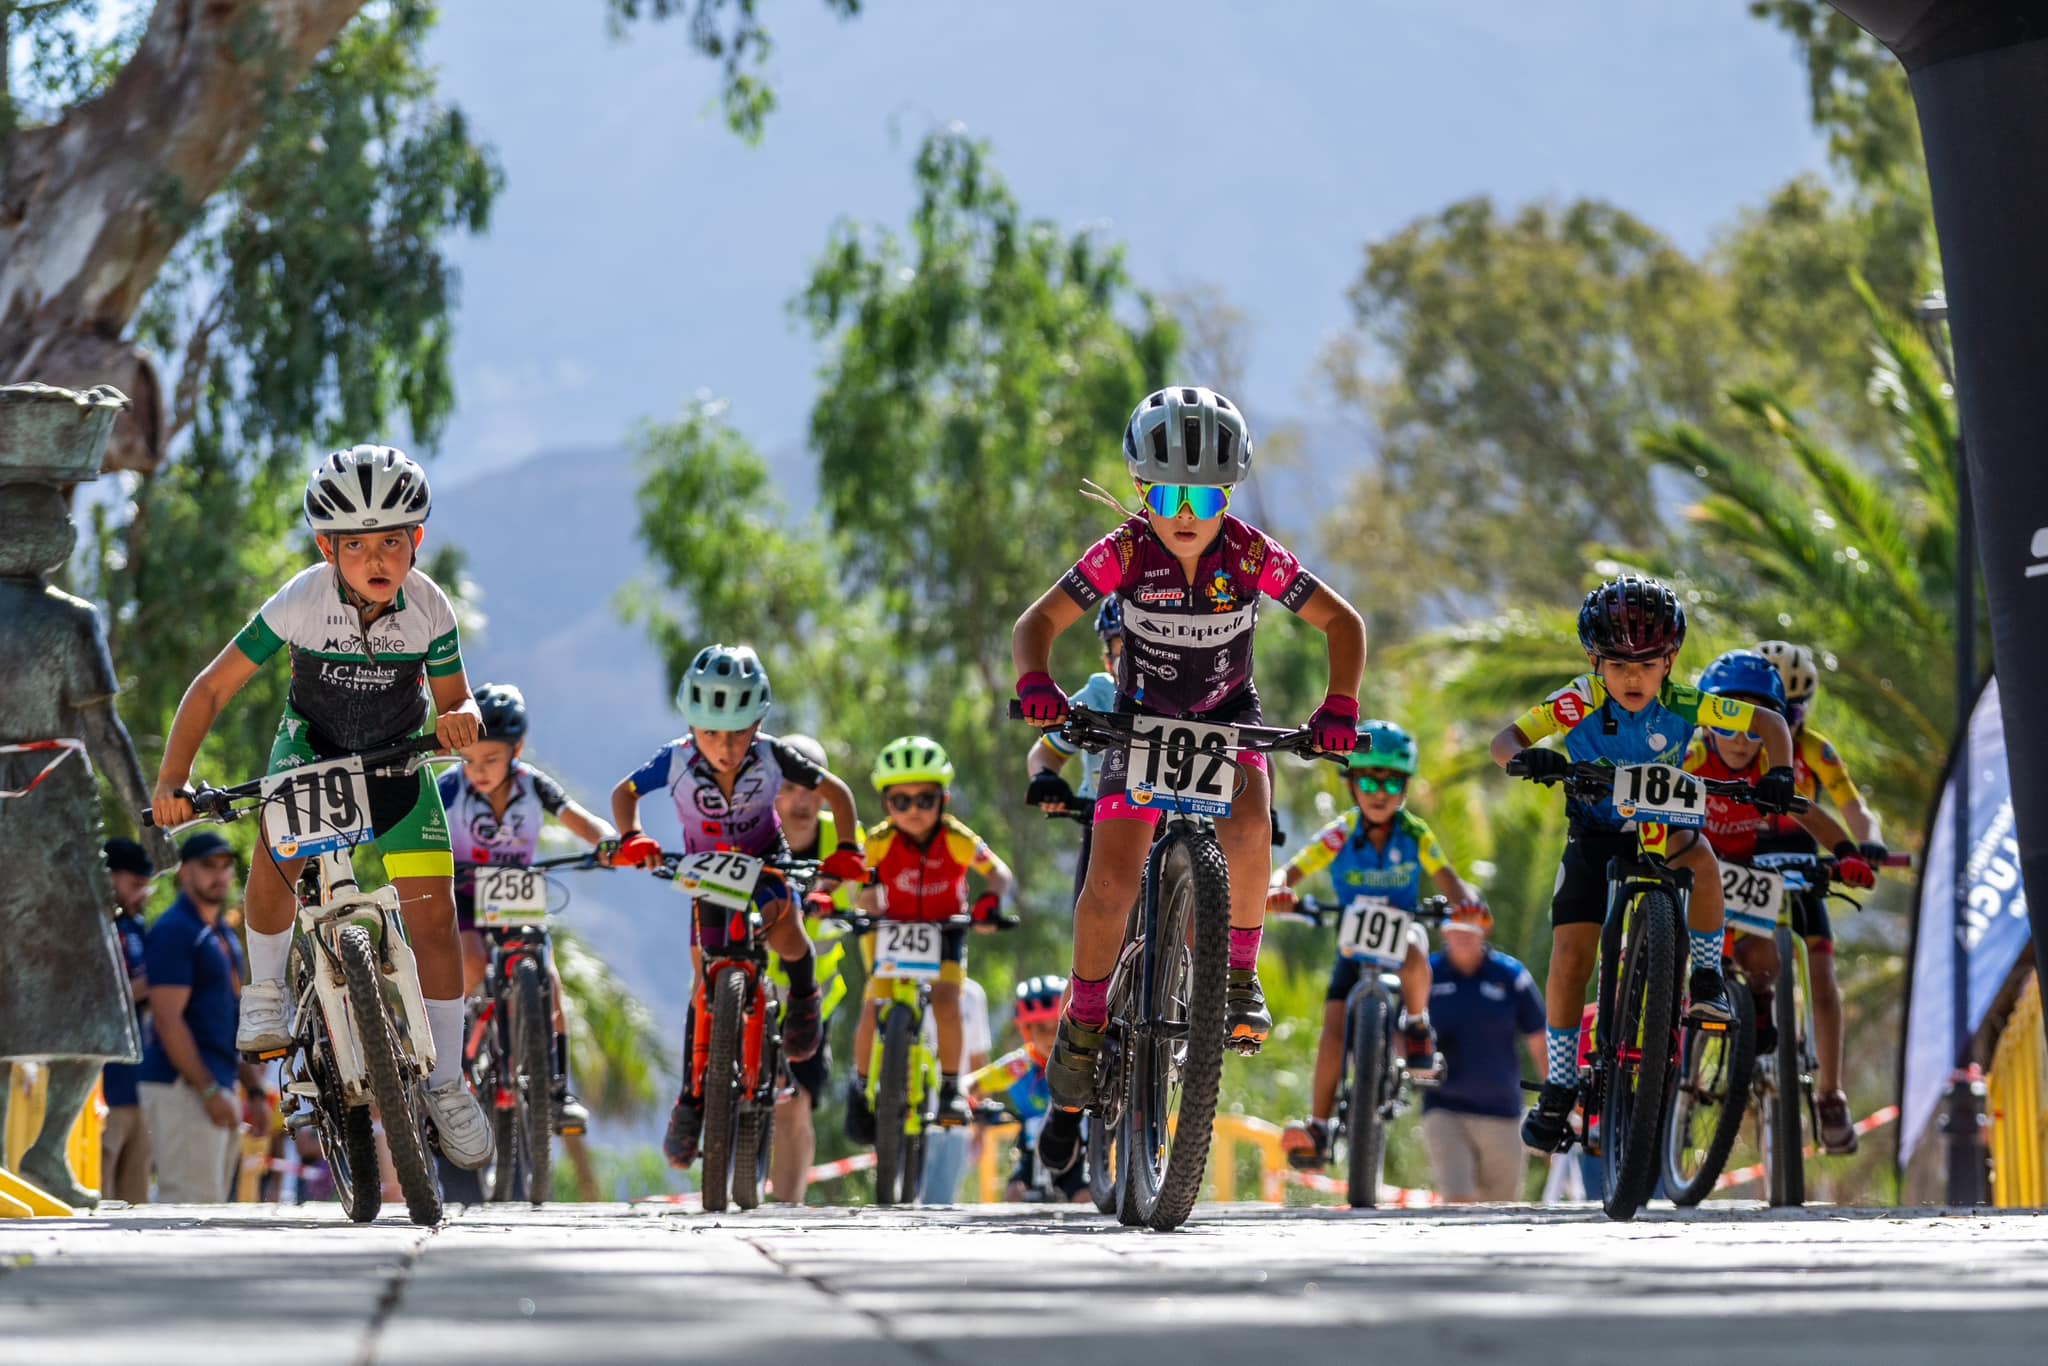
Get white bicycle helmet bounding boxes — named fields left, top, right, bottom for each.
left=1755, top=640, right=1819, bottom=706
left=677, top=644, right=772, bottom=731
left=1122, top=386, right=1253, bottom=486
left=304, top=444, right=432, bottom=534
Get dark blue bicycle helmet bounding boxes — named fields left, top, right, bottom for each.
left=475, top=682, right=530, bottom=742
left=1094, top=595, right=1124, bottom=639
left=1698, top=650, right=1786, bottom=713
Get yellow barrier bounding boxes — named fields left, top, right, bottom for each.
left=1989, top=972, right=2047, bottom=1208
left=3, top=1065, right=106, bottom=1216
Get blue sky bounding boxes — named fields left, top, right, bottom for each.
left=425, top=1, right=1830, bottom=479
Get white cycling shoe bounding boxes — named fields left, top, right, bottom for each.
left=425, top=1080, right=496, bottom=1170
left=236, top=981, right=291, bottom=1055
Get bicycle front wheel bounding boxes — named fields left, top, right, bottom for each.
left=700, top=966, right=746, bottom=1214
left=1662, top=976, right=1755, bottom=1206
left=1119, top=828, right=1231, bottom=1231
left=1344, top=989, right=1391, bottom=1209
left=512, top=957, right=553, bottom=1206
left=1600, top=888, right=1680, bottom=1222
left=296, top=936, right=380, bottom=1223
left=339, top=924, right=442, bottom=1226
left=1765, top=925, right=1807, bottom=1208
left=873, top=1002, right=918, bottom=1206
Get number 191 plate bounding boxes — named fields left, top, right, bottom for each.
left=1125, top=717, right=1240, bottom=817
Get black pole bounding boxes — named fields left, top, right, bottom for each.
left=1917, top=295, right=1987, bottom=1205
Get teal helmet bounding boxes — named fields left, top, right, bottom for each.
left=1346, top=720, right=1418, bottom=777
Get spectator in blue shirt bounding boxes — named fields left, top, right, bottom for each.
left=137, top=832, right=244, bottom=1203
left=100, top=837, right=157, bottom=1204
left=1421, top=903, right=1546, bottom=1202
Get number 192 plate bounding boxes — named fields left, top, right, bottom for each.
left=1125, top=717, right=1240, bottom=817
left=260, top=755, right=373, bottom=859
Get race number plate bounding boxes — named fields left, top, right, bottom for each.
left=873, top=920, right=943, bottom=980
left=1337, top=896, right=1413, bottom=968
left=672, top=851, right=764, bottom=909
left=476, top=865, right=548, bottom=928
left=1612, top=764, right=1707, bottom=828
left=1125, top=717, right=1240, bottom=817
left=260, top=755, right=373, bottom=860
left=1721, top=865, right=1787, bottom=937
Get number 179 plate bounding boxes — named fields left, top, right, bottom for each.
left=260, top=755, right=373, bottom=859
left=1125, top=717, right=1240, bottom=817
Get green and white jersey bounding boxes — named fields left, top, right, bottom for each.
left=233, top=564, right=463, bottom=753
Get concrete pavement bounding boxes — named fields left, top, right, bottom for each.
left=4, top=1203, right=2046, bottom=1365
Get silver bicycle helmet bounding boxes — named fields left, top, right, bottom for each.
left=1122, top=386, right=1253, bottom=486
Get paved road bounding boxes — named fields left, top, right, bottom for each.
left=4, top=1202, right=2046, bottom=1365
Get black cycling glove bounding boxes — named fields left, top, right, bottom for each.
left=1509, top=747, right=1570, bottom=781
left=1755, top=765, right=1798, bottom=812
left=1026, top=772, right=1076, bottom=811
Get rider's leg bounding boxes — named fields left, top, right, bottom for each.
left=460, top=929, right=488, bottom=998
left=771, top=1084, right=815, bottom=1202
left=241, top=841, right=305, bottom=982
left=393, top=874, right=467, bottom=1088
left=851, top=992, right=879, bottom=1085
left=1669, top=835, right=1734, bottom=1021
left=1809, top=936, right=1846, bottom=1095
left=932, top=979, right=964, bottom=1081
left=1543, top=925, right=1601, bottom=1055
left=1311, top=996, right=1348, bottom=1120
left=1072, top=817, right=1150, bottom=992
left=1399, top=937, right=1432, bottom=1021
left=1215, top=761, right=1273, bottom=941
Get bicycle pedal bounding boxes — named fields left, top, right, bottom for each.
left=1696, top=1020, right=1731, bottom=1035
left=1226, top=1036, right=1264, bottom=1057
left=244, top=1047, right=288, bottom=1063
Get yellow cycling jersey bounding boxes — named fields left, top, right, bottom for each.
left=1796, top=727, right=1864, bottom=810
left=1286, top=807, right=1450, bottom=882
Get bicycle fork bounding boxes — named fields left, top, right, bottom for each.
left=301, top=852, right=435, bottom=1101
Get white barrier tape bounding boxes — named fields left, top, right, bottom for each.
left=1282, top=1167, right=1441, bottom=1206
left=0, top=738, right=85, bottom=799
left=1713, top=1103, right=1900, bottom=1191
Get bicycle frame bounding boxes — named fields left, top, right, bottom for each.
left=691, top=926, right=778, bottom=1106
left=866, top=976, right=937, bottom=1138
left=287, top=846, right=436, bottom=1102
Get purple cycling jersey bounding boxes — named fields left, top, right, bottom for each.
left=625, top=733, right=823, bottom=856
left=1058, top=514, right=1320, bottom=716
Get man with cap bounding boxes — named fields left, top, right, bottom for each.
left=100, top=837, right=156, bottom=1203
left=1419, top=903, right=1547, bottom=1203
left=137, top=832, right=246, bottom=1202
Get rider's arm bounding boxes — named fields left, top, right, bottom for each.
left=1011, top=584, right=1087, bottom=683
left=152, top=644, right=263, bottom=823
left=1027, top=737, right=1073, bottom=778
left=427, top=669, right=483, bottom=751
left=1490, top=723, right=1535, bottom=768
left=1792, top=805, right=1854, bottom=851
left=556, top=799, right=616, bottom=847
left=978, top=848, right=1015, bottom=903
left=1292, top=583, right=1366, bottom=703
left=609, top=777, right=644, bottom=839
left=1804, top=732, right=1882, bottom=843
left=814, top=769, right=861, bottom=850
left=1432, top=865, right=1483, bottom=907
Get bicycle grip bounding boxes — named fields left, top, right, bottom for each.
left=1007, top=700, right=1024, bottom=720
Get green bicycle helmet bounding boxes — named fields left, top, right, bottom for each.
left=872, top=735, right=956, bottom=791
left=1346, top=719, right=1418, bottom=776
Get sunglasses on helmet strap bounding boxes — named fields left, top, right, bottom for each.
left=886, top=792, right=943, bottom=813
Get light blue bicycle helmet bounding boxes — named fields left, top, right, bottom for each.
left=677, top=644, right=772, bottom=730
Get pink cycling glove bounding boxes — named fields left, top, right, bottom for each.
left=1306, top=694, right=1361, bottom=755
left=1016, top=671, right=1071, bottom=725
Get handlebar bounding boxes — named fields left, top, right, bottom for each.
left=1271, top=894, right=1456, bottom=929
left=1505, top=756, right=1809, bottom=815
left=140, top=734, right=444, bottom=828
left=822, top=910, right=1020, bottom=934
left=1008, top=700, right=1350, bottom=767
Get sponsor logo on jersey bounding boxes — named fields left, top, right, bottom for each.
left=1136, top=586, right=1186, bottom=605
left=1203, top=570, right=1240, bottom=611
left=1148, top=663, right=1179, bottom=681
left=1551, top=692, right=1587, bottom=727
left=1124, top=601, right=1255, bottom=647
left=1239, top=540, right=1267, bottom=577
left=1321, top=827, right=1346, bottom=852
left=315, top=660, right=404, bottom=690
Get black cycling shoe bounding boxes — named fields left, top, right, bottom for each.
left=1753, top=1020, right=1779, bottom=1057
left=1036, top=1107, right=1084, bottom=1177
left=936, top=1078, right=970, bottom=1128
left=552, top=1086, right=590, bottom=1137
left=1521, top=1081, right=1578, bottom=1154
left=1225, top=969, right=1271, bottom=1053
left=1402, top=1020, right=1440, bottom=1078
left=1045, top=1015, right=1106, bottom=1112
left=843, top=1075, right=877, bottom=1146
left=1686, top=968, right=1735, bottom=1027
left=663, top=1095, right=703, bottom=1169
left=780, top=985, right=824, bottom=1063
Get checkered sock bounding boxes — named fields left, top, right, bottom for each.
left=1689, top=927, right=1722, bottom=978
left=1545, top=1026, right=1579, bottom=1087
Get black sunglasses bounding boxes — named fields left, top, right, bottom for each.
left=886, top=792, right=942, bottom=813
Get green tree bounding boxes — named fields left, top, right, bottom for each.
left=1318, top=197, right=1745, bottom=622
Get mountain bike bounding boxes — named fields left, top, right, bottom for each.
left=146, top=736, right=451, bottom=1225
left=1278, top=895, right=1452, bottom=1208
left=639, top=850, right=820, bottom=1213
left=831, top=909, right=1017, bottom=1205
left=1012, top=701, right=1340, bottom=1230
left=462, top=853, right=595, bottom=1206
left=1508, top=757, right=1803, bottom=1221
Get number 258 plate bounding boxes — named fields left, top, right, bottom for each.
left=1125, top=717, right=1240, bottom=817
left=260, top=755, right=373, bottom=859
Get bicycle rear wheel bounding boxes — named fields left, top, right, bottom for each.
left=1600, top=888, right=1680, bottom=1222
left=1765, top=926, right=1807, bottom=1208
left=512, top=957, right=553, bottom=1206
left=338, top=925, right=442, bottom=1226
left=1662, top=978, right=1755, bottom=1206
left=700, top=967, right=746, bottom=1214
left=1344, top=989, right=1391, bottom=1209
left=1086, top=1112, right=1121, bottom=1214
left=873, top=1002, right=918, bottom=1206
left=1119, top=828, right=1231, bottom=1231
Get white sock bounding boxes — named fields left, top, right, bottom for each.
left=246, top=928, right=294, bottom=987
left=425, top=997, right=466, bottom=1089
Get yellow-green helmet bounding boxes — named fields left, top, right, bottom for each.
left=872, top=735, right=955, bottom=790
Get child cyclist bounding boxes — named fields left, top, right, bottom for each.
left=1489, top=575, right=1798, bottom=1154
left=1682, top=649, right=1877, bottom=1151
left=845, top=736, right=1015, bottom=1138
left=1754, top=640, right=1890, bottom=1153
left=1267, top=720, right=1485, bottom=1170
left=1012, top=385, right=1368, bottom=1177
left=1023, top=597, right=1124, bottom=910
left=602, top=645, right=868, bottom=1168
left=149, top=445, right=495, bottom=1169
left=443, top=682, right=617, bottom=1134
left=965, top=975, right=1090, bottom=1203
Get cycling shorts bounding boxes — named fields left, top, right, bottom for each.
left=1325, top=922, right=1429, bottom=1002
left=266, top=705, right=451, bottom=880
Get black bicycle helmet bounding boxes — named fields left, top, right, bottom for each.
left=475, top=682, right=530, bottom=743
left=1577, top=574, right=1686, bottom=663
